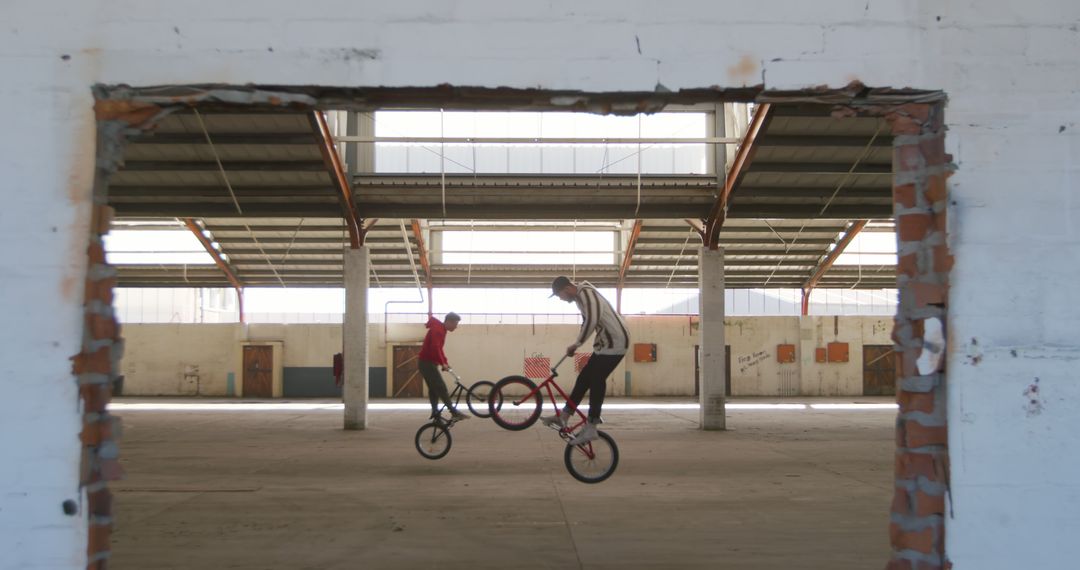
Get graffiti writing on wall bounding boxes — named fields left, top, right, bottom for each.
left=737, top=350, right=769, bottom=375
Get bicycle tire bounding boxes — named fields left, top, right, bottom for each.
left=466, top=380, right=496, bottom=418
left=564, top=430, right=619, bottom=484
left=415, top=422, right=452, bottom=460
left=489, top=375, right=542, bottom=431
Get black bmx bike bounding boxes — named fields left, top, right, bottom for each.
left=414, top=369, right=496, bottom=460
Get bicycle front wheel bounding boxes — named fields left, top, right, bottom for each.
left=564, top=430, right=619, bottom=484
left=489, top=376, right=542, bottom=431
left=466, top=380, right=496, bottom=418
left=415, top=422, right=452, bottom=460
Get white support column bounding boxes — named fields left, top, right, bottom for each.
left=699, top=247, right=726, bottom=430
left=344, top=247, right=370, bottom=430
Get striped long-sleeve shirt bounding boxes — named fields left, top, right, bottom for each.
left=573, top=282, right=630, bottom=356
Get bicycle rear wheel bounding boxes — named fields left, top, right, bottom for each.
left=564, top=430, right=619, bottom=483
left=466, top=380, right=496, bottom=418
left=489, top=375, right=542, bottom=431
left=415, top=422, right=452, bottom=460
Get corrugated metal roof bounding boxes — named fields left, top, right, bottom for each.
left=109, top=104, right=897, bottom=290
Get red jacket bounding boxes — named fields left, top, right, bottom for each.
left=419, top=316, right=449, bottom=366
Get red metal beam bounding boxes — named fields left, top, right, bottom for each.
left=410, top=220, right=433, bottom=288
left=684, top=218, right=705, bottom=239
left=311, top=112, right=364, bottom=248
left=703, top=103, right=772, bottom=249
left=183, top=218, right=243, bottom=290
left=183, top=218, right=245, bottom=323
left=801, top=220, right=869, bottom=315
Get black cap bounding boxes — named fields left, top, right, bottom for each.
left=549, top=276, right=572, bottom=297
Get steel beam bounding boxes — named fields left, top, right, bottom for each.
left=129, top=133, right=319, bottom=145
left=182, top=218, right=245, bottom=323
left=335, top=136, right=740, bottom=145
left=801, top=220, right=869, bottom=315
left=411, top=219, right=433, bottom=288
left=121, top=160, right=327, bottom=172
left=704, top=104, right=771, bottom=249
left=311, top=111, right=365, bottom=248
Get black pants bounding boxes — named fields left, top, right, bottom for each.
left=418, top=359, right=454, bottom=416
left=566, top=353, right=624, bottom=422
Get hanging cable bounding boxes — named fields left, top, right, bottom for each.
left=440, top=108, right=447, bottom=218
left=467, top=219, right=474, bottom=285
left=634, top=114, right=643, bottom=217
left=194, top=108, right=285, bottom=288
left=280, top=218, right=304, bottom=263
left=761, top=123, right=884, bottom=287
left=666, top=229, right=694, bottom=288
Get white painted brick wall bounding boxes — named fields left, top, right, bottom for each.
left=3, top=1, right=1079, bottom=567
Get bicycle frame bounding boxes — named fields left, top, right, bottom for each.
left=514, top=355, right=589, bottom=434
left=432, top=369, right=471, bottom=419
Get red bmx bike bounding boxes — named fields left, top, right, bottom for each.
left=488, top=355, right=619, bottom=483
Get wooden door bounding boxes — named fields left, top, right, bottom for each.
left=863, top=345, right=896, bottom=396
left=392, top=345, right=424, bottom=398
left=695, top=345, right=732, bottom=397
left=242, top=345, right=273, bottom=398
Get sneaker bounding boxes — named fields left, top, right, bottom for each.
left=450, top=409, right=470, bottom=421
left=568, top=422, right=599, bottom=446
left=541, top=409, right=570, bottom=429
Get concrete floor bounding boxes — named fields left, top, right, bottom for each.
left=110, top=398, right=896, bottom=569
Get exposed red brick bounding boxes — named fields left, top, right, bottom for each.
left=896, top=144, right=924, bottom=171
left=915, top=490, right=946, bottom=517
left=99, top=458, right=125, bottom=481
left=87, top=523, right=110, bottom=556
left=87, top=242, right=106, bottom=264
left=918, top=136, right=947, bottom=166
left=911, top=319, right=925, bottom=339
left=932, top=212, right=947, bottom=236
left=899, top=391, right=936, bottom=414
left=895, top=451, right=938, bottom=480
left=890, top=523, right=936, bottom=554
left=99, top=205, right=115, bottom=235
left=87, top=488, right=112, bottom=518
left=892, top=486, right=913, bottom=514
left=894, top=184, right=918, bottom=209
left=933, top=245, right=955, bottom=273
left=911, top=282, right=946, bottom=307
left=84, top=277, right=118, bottom=305
left=79, top=384, right=111, bottom=414
left=898, top=213, right=932, bottom=242
left=71, top=346, right=112, bottom=375
left=906, top=421, right=948, bottom=448
left=888, top=114, right=924, bottom=135
left=80, top=423, right=104, bottom=446
left=94, top=99, right=162, bottom=125
left=898, top=253, right=919, bottom=277
left=894, top=103, right=932, bottom=123
left=87, top=313, right=118, bottom=341
left=924, top=174, right=947, bottom=204
left=899, top=349, right=920, bottom=378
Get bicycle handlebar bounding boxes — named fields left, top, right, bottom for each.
left=551, top=354, right=569, bottom=374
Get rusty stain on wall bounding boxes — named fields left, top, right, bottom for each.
left=726, top=55, right=759, bottom=84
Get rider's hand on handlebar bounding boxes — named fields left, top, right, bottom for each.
left=441, top=365, right=450, bottom=372
left=565, top=344, right=577, bottom=357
